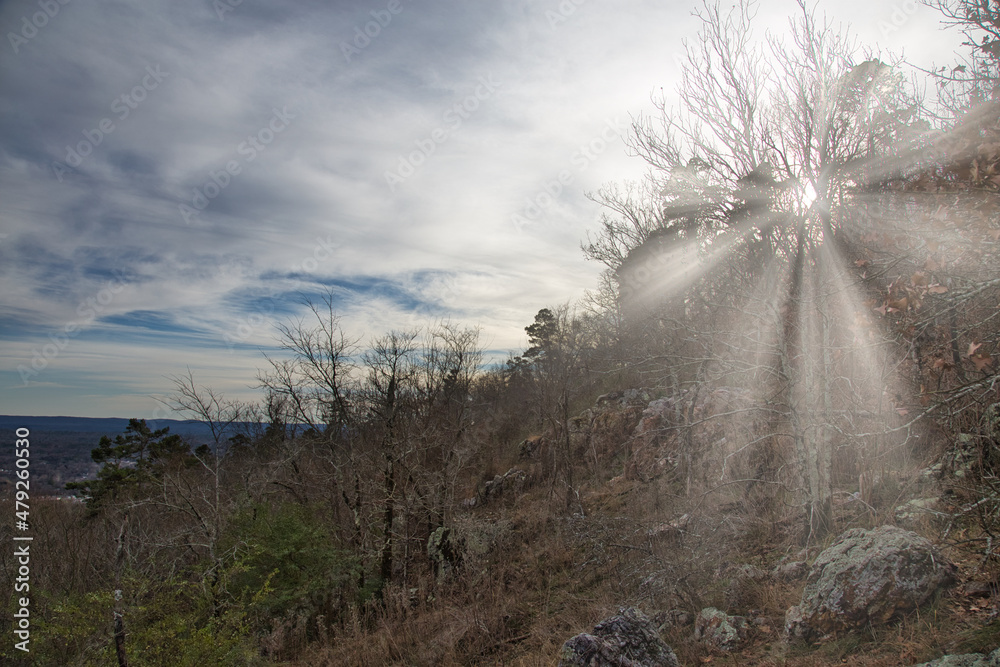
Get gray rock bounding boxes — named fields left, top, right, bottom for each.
left=773, top=559, right=809, bottom=581
left=694, top=607, right=749, bottom=651
left=785, top=526, right=957, bottom=640
left=896, top=497, right=942, bottom=523
left=595, top=389, right=655, bottom=409
left=923, top=434, right=979, bottom=482
left=478, top=467, right=527, bottom=505
left=559, top=607, right=679, bottom=667
left=519, top=435, right=546, bottom=459
left=427, top=526, right=463, bottom=580
left=912, top=648, right=1000, bottom=666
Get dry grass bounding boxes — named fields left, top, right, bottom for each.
left=293, top=493, right=624, bottom=666
left=279, top=423, right=1000, bottom=667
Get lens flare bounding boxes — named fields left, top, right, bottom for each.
left=800, top=182, right=818, bottom=209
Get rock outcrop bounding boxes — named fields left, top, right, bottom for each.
left=785, top=526, right=957, bottom=640
left=518, top=434, right=547, bottom=459
left=912, top=648, right=1000, bottom=667
left=477, top=467, right=527, bottom=506
left=625, top=386, right=765, bottom=483
left=427, top=526, right=463, bottom=580
left=569, top=390, right=652, bottom=471
left=558, top=607, right=679, bottom=667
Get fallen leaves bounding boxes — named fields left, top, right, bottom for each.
left=932, top=357, right=954, bottom=371
left=972, top=354, right=994, bottom=372
left=967, top=341, right=994, bottom=372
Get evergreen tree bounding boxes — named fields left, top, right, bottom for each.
left=66, top=418, right=191, bottom=507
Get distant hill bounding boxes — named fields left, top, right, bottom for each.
left=0, top=415, right=222, bottom=495
left=0, top=415, right=220, bottom=438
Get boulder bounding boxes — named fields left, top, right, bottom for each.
left=895, top=497, right=943, bottom=524
left=912, top=648, right=1000, bottom=667
left=694, top=607, right=749, bottom=651
left=558, top=607, right=679, bottom=667
left=478, top=467, right=527, bottom=506
left=519, top=435, right=547, bottom=459
left=785, top=526, right=956, bottom=640
left=625, top=397, right=680, bottom=481
left=595, top=388, right=656, bottom=409
left=922, top=433, right=979, bottom=484
left=578, top=395, right=647, bottom=467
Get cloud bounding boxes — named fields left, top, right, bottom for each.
left=0, top=0, right=966, bottom=416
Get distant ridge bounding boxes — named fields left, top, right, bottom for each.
left=0, top=415, right=219, bottom=439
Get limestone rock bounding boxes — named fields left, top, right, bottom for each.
left=595, top=388, right=656, bottom=409
left=558, top=607, right=678, bottom=667
left=519, top=435, right=547, bottom=459
left=912, top=648, right=1000, bottom=667
left=895, top=497, right=942, bottom=524
left=627, top=387, right=762, bottom=483
left=785, top=526, right=956, bottom=640
left=694, top=607, right=749, bottom=651
left=478, top=467, right=527, bottom=506
left=427, top=526, right=463, bottom=580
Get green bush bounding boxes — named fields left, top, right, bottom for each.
left=120, top=578, right=262, bottom=667
left=220, top=502, right=362, bottom=631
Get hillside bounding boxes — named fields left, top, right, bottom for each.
left=7, top=2, right=1000, bottom=666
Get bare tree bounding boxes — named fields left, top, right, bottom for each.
left=521, top=305, right=593, bottom=511
left=159, top=369, right=243, bottom=448
left=413, top=323, right=483, bottom=529
left=924, top=0, right=1000, bottom=111
left=586, top=0, right=926, bottom=540
left=257, top=290, right=358, bottom=435
left=361, top=329, right=420, bottom=588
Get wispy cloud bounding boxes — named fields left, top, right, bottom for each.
left=0, top=0, right=962, bottom=416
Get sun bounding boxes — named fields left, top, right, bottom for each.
left=799, top=181, right=818, bottom=210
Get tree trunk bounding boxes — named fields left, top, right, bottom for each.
left=379, top=457, right=395, bottom=589
left=113, top=515, right=129, bottom=667
left=114, top=612, right=128, bottom=667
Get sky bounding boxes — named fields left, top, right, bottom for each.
left=0, top=0, right=964, bottom=418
